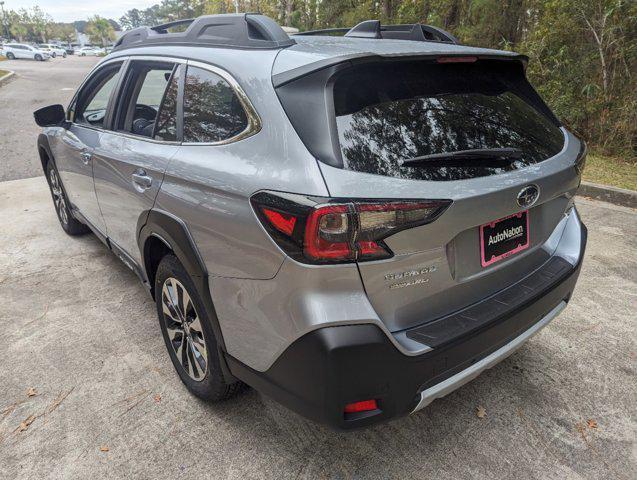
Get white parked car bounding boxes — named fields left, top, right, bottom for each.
left=77, top=46, right=101, bottom=56
left=38, top=44, right=67, bottom=58
left=1, top=43, right=50, bottom=61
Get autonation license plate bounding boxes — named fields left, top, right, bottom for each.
left=480, top=211, right=529, bottom=267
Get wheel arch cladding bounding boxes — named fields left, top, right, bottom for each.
left=137, top=209, right=231, bottom=356
left=143, top=234, right=174, bottom=290
left=37, top=134, right=53, bottom=173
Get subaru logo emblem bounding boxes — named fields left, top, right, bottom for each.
left=517, top=185, right=539, bottom=208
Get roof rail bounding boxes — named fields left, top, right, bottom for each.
left=296, top=20, right=458, bottom=44
left=113, top=13, right=296, bottom=52
left=294, top=27, right=351, bottom=37
left=150, top=19, right=195, bottom=34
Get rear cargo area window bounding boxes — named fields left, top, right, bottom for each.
left=333, top=60, right=564, bottom=181
left=183, top=66, right=248, bottom=143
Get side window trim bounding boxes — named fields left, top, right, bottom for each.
left=176, top=64, right=186, bottom=141
left=122, top=67, right=147, bottom=132
left=104, top=58, right=130, bottom=131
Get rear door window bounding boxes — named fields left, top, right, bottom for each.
left=183, top=66, right=248, bottom=143
left=114, top=61, right=176, bottom=138
left=333, top=60, right=564, bottom=181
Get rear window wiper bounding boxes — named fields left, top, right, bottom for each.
left=402, top=148, right=523, bottom=167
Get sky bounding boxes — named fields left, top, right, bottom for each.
left=1, top=0, right=160, bottom=23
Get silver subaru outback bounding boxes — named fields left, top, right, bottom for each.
left=33, top=14, right=587, bottom=430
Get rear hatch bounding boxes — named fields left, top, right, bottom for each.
left=276, top=54, right=582, bottom=333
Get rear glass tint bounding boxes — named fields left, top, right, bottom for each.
left=333, top=60, right=564, bottom=181
left=183, top=66, right=248, bottom=143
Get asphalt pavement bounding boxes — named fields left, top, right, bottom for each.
left=0, top=55, right=99, bottom=182
left=0, top=54, right=635, bottom=480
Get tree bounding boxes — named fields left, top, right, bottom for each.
left=120, top=8, right=144, bottom=30
left=29, top=6, right=52, bottom=42
left=85, top=15, right=116, bottom=47
left=107, top=0, right=637, bottom=157
left=56, top=23, right=77, bottom=43
left=9, top=21, right=27, bottom=42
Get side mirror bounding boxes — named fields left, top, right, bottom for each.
left=33, top=104, right=67, bottom=127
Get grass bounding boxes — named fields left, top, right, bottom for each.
left=583, top=153, right=637, bottom=191
left=0, top=69, right=9, bottom=77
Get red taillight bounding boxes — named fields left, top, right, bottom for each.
left=344, top=399, right=378, bottom=414
left=436, top=56, right=478, bottom=63
left=304, top=204, right=354, bottom=261
left=252, top=193, right=450, bottom=264
left=262, top=208, right=297, bottom=236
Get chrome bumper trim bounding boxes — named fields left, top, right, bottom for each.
left=411, top=301, right=567, bottom=413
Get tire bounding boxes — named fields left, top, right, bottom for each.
left=81, top=52, right=85, bottom=56
left=35, top=54, right=42, bottom=61
left=6, top=52, right=15, bottom=60
left=62, top=52, right=67, bottom=58
left=51, top=52, right=56, bottom=58
left=155, top=254, right=244, bottom=401
left=46, top=161, right=89, bottom=236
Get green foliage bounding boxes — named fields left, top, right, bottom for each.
left=519, top=0, right=636, bottom=157
left=85, top=16, right=116, bottom=47
left=2, top=0, right=632, bottom=156
left=117, top=0, right=635, bottom=156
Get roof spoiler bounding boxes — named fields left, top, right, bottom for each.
left=113, top=13, right=296, bottom=52
left=295, top=20, right=458, bottom=44
left=272, top=53, right=529, bottom=88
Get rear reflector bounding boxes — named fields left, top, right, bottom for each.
left=344, top=399, right=378, bottom=414
left=262, top=208, right=297, bottom=236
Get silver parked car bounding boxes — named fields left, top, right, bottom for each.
left=33, top=14, right=587, bottom=430
left=3, top=43, right=50, bottom=61
left=77, top=46, right=102, bottom=56
left=38, top=44, right=67, bottom=58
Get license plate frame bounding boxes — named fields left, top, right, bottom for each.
left=480, top=211, right=529, bottom=267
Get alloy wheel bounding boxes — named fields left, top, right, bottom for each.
left=161, top=277, right=208, bottom=381
left=49, top=168, right=69, bottom=226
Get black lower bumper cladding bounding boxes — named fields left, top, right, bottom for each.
left=227, top=227, right=587, bottom=430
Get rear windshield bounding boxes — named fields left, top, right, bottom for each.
left=333, top=60, right=564, bottom=181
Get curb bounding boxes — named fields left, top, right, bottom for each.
left=0, top=70, right=15, bottom=86
left=577, top=181, right=637, bottom=208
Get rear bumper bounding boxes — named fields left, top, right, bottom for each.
left=412, top=300, right=566, bottom=413
left=227, top=216, right=587, bottom=430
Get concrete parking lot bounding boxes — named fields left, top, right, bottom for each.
left=0, top=56, right=635, bottom=480
left=0, top=55, right=99, bottom=182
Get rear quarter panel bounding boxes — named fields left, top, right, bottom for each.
left=152, top=47, right=329, bottom=280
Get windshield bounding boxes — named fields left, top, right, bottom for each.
left=333, top=60, right=564, bottom=181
